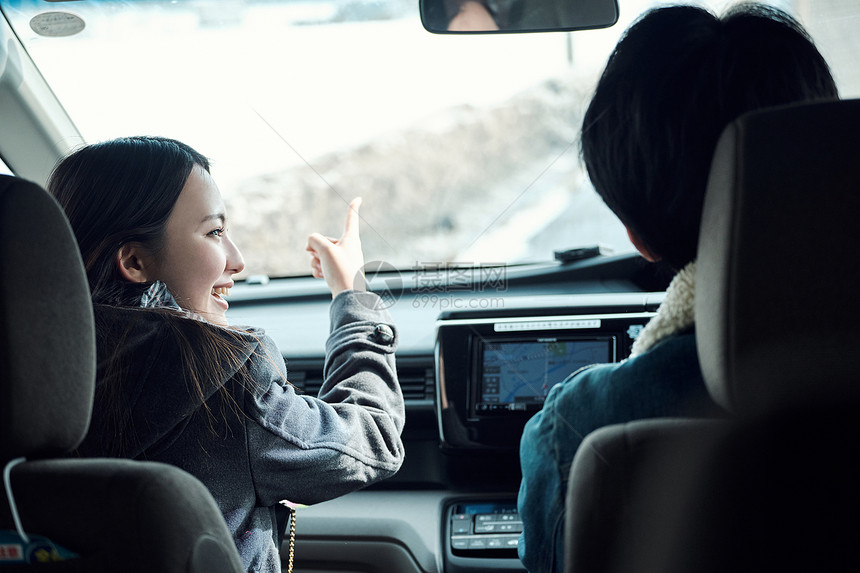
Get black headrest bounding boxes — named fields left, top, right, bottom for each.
left=696, top=99, right=860, bottom=415
left=0, top=175, right=96, bottom=459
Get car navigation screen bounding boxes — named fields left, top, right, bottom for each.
left=476, top=338, right=613, bottom=413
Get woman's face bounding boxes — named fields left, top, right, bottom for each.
left=149, top=165, right=245, bottom=326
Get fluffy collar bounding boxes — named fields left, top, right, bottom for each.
left=630, top=261, right=696, bottom=357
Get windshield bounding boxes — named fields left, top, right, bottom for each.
left=3, top=0, right=858, bottom=278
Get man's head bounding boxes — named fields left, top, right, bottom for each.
left=581, top=4, right=838, bottom=270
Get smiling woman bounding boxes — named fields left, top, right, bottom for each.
left=44, top=135, right=407, bottom=573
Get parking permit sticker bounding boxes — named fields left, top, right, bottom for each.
left=0, top=531, right=77, bottom=564
left=29, top=12, right=86, bottom=37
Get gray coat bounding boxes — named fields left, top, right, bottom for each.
left=78, top=290, right=405, bottom=572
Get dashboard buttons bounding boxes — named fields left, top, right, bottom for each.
left=451, top=514, right=471, bottom=534
left=474, top=512, right=523, bottom=533
left=449, top=503, right=522, bottom=557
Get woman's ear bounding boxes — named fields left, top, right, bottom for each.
left=116, top=243, right=154, bottom=283
left=625, top=227, right=660, bottom=263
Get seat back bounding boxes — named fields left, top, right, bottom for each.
left=563, top=419, right=728, bottom=573
left=0, top=174, right=95, bottom=459
left=652, top=96, right=860, bottom=573
left=0, top=175, right=244, bottom=572
left=696, top=98, right=860, bottom=415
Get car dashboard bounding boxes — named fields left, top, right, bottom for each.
left=227, top=253, right=666, bottom=573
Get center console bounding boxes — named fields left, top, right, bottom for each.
left=434, top=300, right=657, bottom=570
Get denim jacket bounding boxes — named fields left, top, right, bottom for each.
left=517, top=262, right=722, bottom=572
left=77, top=290, right=405, bottom=572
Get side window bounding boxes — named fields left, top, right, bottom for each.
left=0, top=156, right=11, bottom=176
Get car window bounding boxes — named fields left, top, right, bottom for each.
left=3, top=0, right=857, bottom=278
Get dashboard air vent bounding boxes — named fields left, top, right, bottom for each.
left=286, top=358, right=434, bottom=403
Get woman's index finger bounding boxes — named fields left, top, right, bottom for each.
left=342, top=197, right=362, bottom=237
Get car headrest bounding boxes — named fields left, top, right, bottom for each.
left=0, top=175, right=96, bottom=459
left=696, top=99, right=860, bottom=415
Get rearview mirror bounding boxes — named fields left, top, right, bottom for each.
left=420, top=0, right=618, bottom=33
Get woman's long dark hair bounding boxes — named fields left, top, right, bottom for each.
left=48, top=136, right=267, bottom=457
left=49, top=136, right=208, bottom=306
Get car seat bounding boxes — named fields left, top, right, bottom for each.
left=563, top=98, right=860, bottom=573
left=0, top=175, right=245, bottom=572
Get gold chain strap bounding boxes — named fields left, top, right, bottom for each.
left=286, top=507, right=296, bottom=573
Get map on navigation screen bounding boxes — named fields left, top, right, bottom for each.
left=480, top=339, right=611, bottom=406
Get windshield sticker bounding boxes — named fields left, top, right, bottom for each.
left=29, top=12, right=85, bottom=38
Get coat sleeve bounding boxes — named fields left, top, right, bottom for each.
left=246, top=290, right=405, bottom=507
